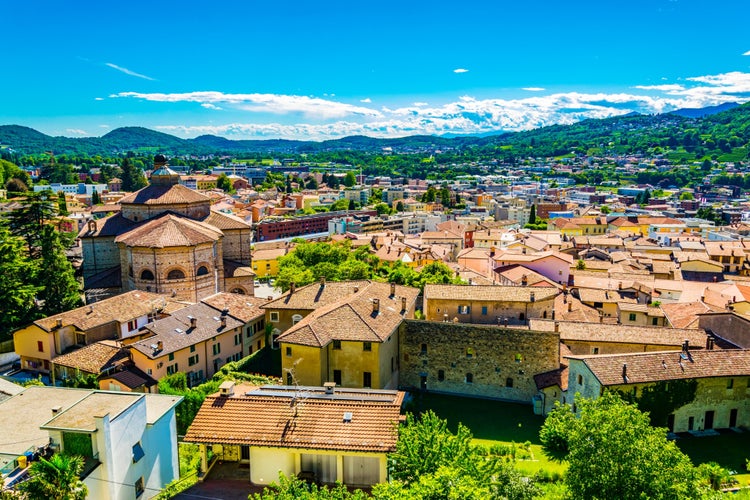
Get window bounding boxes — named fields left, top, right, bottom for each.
left=466, top=347, right=475, bottom=358
left=592, top=347, right=599, bottom=355
left=270, top=311, right=279, bottom=323
left=420, top=343, right=427, bottom=355
left=652, top=317, right=658, bottom=326
left=727, top=378, right=734, bottom=389
left=438, top=369, right=445, bottom=382
left=363, top=342, right=372, bottom=352
left=76, top=333, right=86, bottom=345
left=458, top=305, right=470, bottom=314
left=286, top=347, right=292, bottom=357
left=188, top=355, right=199, bottom=366
left=363, top=371, right=372, bottom=388
left=127, top=320, right=137, bottom=331
left=577, top=374, right=583, bottom=385
left=333, top=370, right=342, bottom=386
left=167, top=269, right=185, bottom=280
left=196, top=266, right=209, bottom=276
left=140, top=269, right=154, bottom=281
left=333, top=340, right=342, bottom=350
left=629, top=313, right=637, bottom=322
left=135, top=477, right=144, bottom=498
left=481, top=306, right=488, bottom=315
left=292, top=314, right=303, bottom=325
left=212, top=343, right=221, bottom=355
left=465, top=373, right=473, bottom=384
left=286, top=372, right=293, bottom=385
left=190, top=345, right=196, bottom=353
left=37, top=341, right=44, bottom=353
left=132, top=442, right=145, bottom=463
left=168, top=353, right=174, bottom=361
left=514, top=353, right=523, bottom=363
left=166, top=363, right=179, bottom=375
left=234, top=333, right=242, bottom=346
left=506, top=377, right=513, bottom=388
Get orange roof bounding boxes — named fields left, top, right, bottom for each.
left=184, top=385, right=404, bottom=452
left=115, top=213, right=222, bottom=248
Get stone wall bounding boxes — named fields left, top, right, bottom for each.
left=699, top=313, right=750, bottom=348
left=81, top=237, right=121, bottom=281
left=399, top=320, right=560, bottom=403
left=221, top=229, right=252, bottom=264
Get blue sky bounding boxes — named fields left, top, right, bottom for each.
left=3, top=0, right=750, bottom=140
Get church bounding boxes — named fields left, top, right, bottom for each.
left=79, top=155, right=254, bottom=302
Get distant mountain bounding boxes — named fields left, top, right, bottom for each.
left=669, top=102, right=739, bottom=118
left=102, top=126, right=189, bottom=150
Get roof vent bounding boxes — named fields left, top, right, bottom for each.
left=324, top=382, right=336, bottom=395
left=390, top=283, right=396, bottom=297
left=530, top=292, right=535, bottom=302
left=320, top=276, right=326, bottom=286
left=188, top=316, right=196, bottom=328
left=290, top=282, right=296, bottom=294
left=51, top=405, right=62, bottom=415
left=343, top=411, right=353, bottom=423
left=401, top=297, right=407, bottom=313
left=55, top=319, right=63, bottom=329
left=372, top=298, right=380, bottom=314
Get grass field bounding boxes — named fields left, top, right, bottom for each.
left=676, top=432, right=750, bottom=487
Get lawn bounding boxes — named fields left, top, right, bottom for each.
left=675, top=432, right=750, bottom=487
left=408, top=392, right=567, bottom=478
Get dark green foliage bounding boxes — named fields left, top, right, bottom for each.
left=252, top=473, right=369, bottom=500
left=37, top=225, right=82, bottom=316
left=8, top=190, right=57, bottom=257
left=539, top=401, right=576, bottom=455
left=20, top=454, right=88, bottom=500
left=120, top=158, right=147, bottom=192
left=343, top=171, right=356, bottom=187
left=56, top=191, right=69, bottom=216
left=528, top=205, right=536, bottom=225
left=616, top=379, right=698, bottom=427
left=216, top=173, right=235, bottom=193
left=60, top=373, right=98, bottom=389
left=0, top=226, right=40, bottom=340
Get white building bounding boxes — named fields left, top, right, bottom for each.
left=0, top=386, right=181, bottom=500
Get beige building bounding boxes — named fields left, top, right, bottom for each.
left=79, top=155, right=254, bottom=302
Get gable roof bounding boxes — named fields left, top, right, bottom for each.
left=52, top=340, right=129, bottom=374
left=424, top=284, right=559, bottom=303
left=263, top=280, right=372, bottom=311
left=201, top=292, right=268, bottom=323
left=183, top=385, right=404, bottom=453
left=568, top=349, right=750, bottom=386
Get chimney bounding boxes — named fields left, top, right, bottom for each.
left=599, top=314, right=604, bottom=324
left=390, top=282, right=396, bottom=297
left=320, top=276, right=326, bottom=286
left=157, top=340, right=163, bottom=352
left=290, top=282, right=296, bottom=294
left=706, top=335, right=712, bottom=350
left=554, top=321, right=559, bottom=333
left=324, top=382, right=336, bottom=395
left=401, top=296, right=407, bottom=312
left=372, top=298, right=380, bottom=314
left=220, top=316, right=227, bottom=328
left=622, top=363, right=628, bottom=381
left=188, top=316, right=197, bottom=328
left=530, top=292, right=535, bottom=302
left=682, top=339, right=689, bottom=352
left=55, top=318, right=63, bottom=329
left=521, top=275, right=528, bottom=286
left=709, top=337, right=714, bottom=350
left=51, top=405, right=62, bottom=415
left=568, top=302, right=572, bottom=312
left=618, top=282, right=622, bottom=290
left=219, top=381, right=235, bottom=397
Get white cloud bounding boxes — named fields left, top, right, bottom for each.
left=94, top=97, right=104, bottom=101
left=633, top=84, right=685, bottom=92
left=105, top=63, right=155, bottom=81
left=743, top=50, right=750, bottom=56
left=360, top=98, right=372, bottom=103
left=453, top=68, right=469, bottom=73
left=522, top=87, right=546, bottom=92
left=201, top=103, right=223, bottom=110
left=111, top=91, right=382, bottom=119
left=66, top=128, right=88, bottom=135
left=126, top=70, right=750, bottom=141
left=99, top=125, right=110, bottom=129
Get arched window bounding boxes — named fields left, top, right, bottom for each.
left=196, top=266, right=209, bottom=276
left=167, top=269, right=185, bottom=280
left=465, top=373, right=473, bottom=384
left=292, top=314, right=303, bottom=325
left=230, top=288, right=246, bottom=295
left=140, top=269, right=155, bottom=281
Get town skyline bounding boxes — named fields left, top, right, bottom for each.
left=3, top=0, right=750, bottom=140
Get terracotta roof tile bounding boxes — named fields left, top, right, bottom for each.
left=569, top=349, right=750, bottom=386
left=425, top=284, right=559, bottom=303
left=52, top=341, right=129, bottom=374
left=263, top=280, right=372, bottom=311
left=531, top=319, right=709, bottom=347
left=115, top=213, right=223, bottom=248
left=184, top=385, right=404, bottom=452
left=119, top=184, right=209, bottom=205
left=201, top=292, right=268, bottom=323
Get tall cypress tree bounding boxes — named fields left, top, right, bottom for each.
left=36, top=225, right=82, bottom=316
left=528, top=205, right=537, bottom=225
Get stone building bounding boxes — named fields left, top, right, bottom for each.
left=399, top=320, right=560, bottom=403
left=79, top=155, right=254, bottom=302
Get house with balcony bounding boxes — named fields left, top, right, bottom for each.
left=0, top=386, right=181, bottom=499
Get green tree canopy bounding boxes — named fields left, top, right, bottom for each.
left=0, top=226, right=41, bottom=339
left=541, top=392, right=711, bottom=500
left=36, top=225, right=82, bottom=316
left=20, top=454, right=88, bottom=500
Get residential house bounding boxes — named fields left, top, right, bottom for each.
left=492, top=250, right=574, bottom=285
left=13, top=291, right=174, bottom=375
left=0, top=386, right=181, bottom=499
left=617, top=303, right=668, bottom=327
left=423, top=284, right=558, bottom=326
left=275, top=281, right=419, bottom=389
left=183, top=383, right=404, bottom=487
left=201, top=292, right=269, bottom=356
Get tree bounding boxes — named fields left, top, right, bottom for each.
left=36, top=225, right=82, bottom=316
left=528, top=205, right=536, bottom=225
left=91, top=189, right=101, bottom=205
left=121, top=158, right=147, bottom=192
left=286, top=175, right=293, bottom=194
left=542, top=392, right=709, bottom=500
left=0, top=226, right=40, bottom=340
left=20, top=453, right=88, bottom=500
left=395, top=201, right=404, bottom=212
left=216, top=173, right=235, bottom=194
left=329, top=198, right=350, bottom=211
left=8, top=190, right=57, bottom=258
left=57, top=191, right=69, bottom=216
left=576, top=259, right=586, bottom=270
left=343, top=171, right=356, bottom=187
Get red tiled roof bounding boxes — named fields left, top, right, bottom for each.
left=184, top=386, right=404, bottom=452
left=115, top=213, right=223, bottom=248
left=119, top=184, right=209, bottom=205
